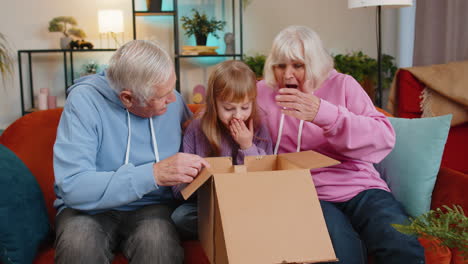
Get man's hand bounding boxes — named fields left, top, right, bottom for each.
left=153, top=153, right=210, bottom=186
left=229, top=118, right=254, bottom=150
left=275, top=80, right=321, bottom=122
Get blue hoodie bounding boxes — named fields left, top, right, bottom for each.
left=53, top=71, right=191, bottom=214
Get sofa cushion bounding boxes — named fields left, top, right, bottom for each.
left=374, top=115, right=451, bottom=218
left=0, top=144, right=50, bottom=264
left=0, top=108, right=63, bottom=225
left=442, top=123, right=468, bottom=174
left=396, top=69, right=424, bottom=117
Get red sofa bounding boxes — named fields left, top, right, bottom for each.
left=1, top=103, right=467, bottom=263
left=394, top=69, right=468, bottom=211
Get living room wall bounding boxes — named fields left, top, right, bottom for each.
left=0, top=0, right=400, bottom=129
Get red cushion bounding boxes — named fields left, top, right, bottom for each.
left=396, top=69, right=424, bottom=117
left=431, top=167, right=468, bottom=211
left=442, top=124, right=468, bottom=174
left=0, top=109, right=63, bottom=225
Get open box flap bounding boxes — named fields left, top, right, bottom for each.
left=279, top=150, right=340, bottom=170
left=181, top=156, right=233, bottom=200
left=213, top=170, right=337, bottom=263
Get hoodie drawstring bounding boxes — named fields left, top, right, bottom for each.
left=125, top=110, right=160, bottom=165
left=273, top=113, right=304, bottom=155
left=125, top=110, right=132, bottom=164
left=149, top=118, right=160, bottom=163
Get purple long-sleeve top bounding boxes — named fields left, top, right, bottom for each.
left=172, top=117, right=273, bottom=199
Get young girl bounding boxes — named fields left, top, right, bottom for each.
left=171, top=60, right=273, bottom=239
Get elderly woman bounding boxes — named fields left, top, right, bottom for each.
left=257, top=25, right=425, bottom=264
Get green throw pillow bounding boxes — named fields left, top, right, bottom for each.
left=375, top=115, right=451, bottom=218
left=0, top=144, right=50, bottom=264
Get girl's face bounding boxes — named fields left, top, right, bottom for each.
left=273, top=61, right=306, bottom=89
left=215, top=97, right=253, bottom=127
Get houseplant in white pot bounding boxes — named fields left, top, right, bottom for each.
left=48, top=16, right=87, bottom=49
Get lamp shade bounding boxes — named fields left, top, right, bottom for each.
left=348, top=0, right=412, bottom=8
left=98, top=10, right=124, bottom=33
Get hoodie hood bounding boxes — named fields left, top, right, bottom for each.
left=68, top=70, right=125, bottom=109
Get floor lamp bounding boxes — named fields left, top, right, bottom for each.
left=348, top=0, right=412, bottom=107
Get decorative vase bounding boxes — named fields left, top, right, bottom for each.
left=418, top=237, right=452, bottom=264
left=224, top=32, right=234, bottom=54
left=60, top=37, right=72, bottom=49
left=195, top=34, right=207, bottom=46
left=146, top=0, right=162, bottom=12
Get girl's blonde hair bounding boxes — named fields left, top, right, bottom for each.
left=264, top=25, right=333, bottom=89
left=201, top=60, right=259, bottom=156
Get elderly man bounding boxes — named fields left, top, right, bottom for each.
left=53, top=40, right=208, bottom=263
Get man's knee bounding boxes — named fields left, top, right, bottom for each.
left=55, top=215, right=112, bottom=263
left=124, top=219, right=183, bottom=263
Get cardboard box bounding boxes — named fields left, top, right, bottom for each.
left=181, top=150, right=340, bottom=264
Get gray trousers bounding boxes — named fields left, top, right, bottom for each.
left=54, top=204, right=184, bottom=264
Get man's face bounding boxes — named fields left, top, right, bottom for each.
left=215, top=97, right=253, bottom=127
left=127, top=73, right=177, bottom=118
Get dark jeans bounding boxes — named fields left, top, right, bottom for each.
left=171, top=201, right=198, bottom=240
left=54, top=204, right=184, bottom=264
left=321, top=189, right=425, bottom=264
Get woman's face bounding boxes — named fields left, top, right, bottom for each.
left=273, top=61, right=306, bottom=90
left=215, top=97, right=253, bottom=127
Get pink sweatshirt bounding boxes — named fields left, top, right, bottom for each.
left=256, top=70, right=395, bottom=202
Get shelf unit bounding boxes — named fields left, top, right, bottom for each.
left=131, top=0, right=243, bottom=94
left=17, top=49, right=116, bottom=115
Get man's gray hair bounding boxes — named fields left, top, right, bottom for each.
left=264, top=25, right=333, bottom=88
left=107, top=40, right=174, bottom=103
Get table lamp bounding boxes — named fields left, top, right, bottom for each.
left=98, top=9, right=124, bottom=48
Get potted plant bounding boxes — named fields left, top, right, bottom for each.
left=180, top=9, right=226, bottom=46
left=48, top=16, right=87, bottom=49
left=392, top=205, right=468, bottom=264
left=80, top=61, right=100, bottom=77
left=333, top=51, right=397, bottom=101
left=244, top=53, right=266, bottom=79
left=0, top=32, right=13, bottom=84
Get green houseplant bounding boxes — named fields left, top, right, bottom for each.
left=48, top=16, right=86, bottom=49
left=180, top=9, right=226, bottom=46
left=333, top=51, right=397, bottom=101
left=0, top=33, right=14, bottom=83
left=244, top=53, right=266, bottom=79
left=392, top=205, right=468, bottom=263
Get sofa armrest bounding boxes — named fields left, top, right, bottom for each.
left=431, top=166, right=468, bottom=210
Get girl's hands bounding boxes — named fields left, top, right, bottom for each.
left=229, top=118, right=254, bottom=150
left=275, top=80, right=321, bottom=122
